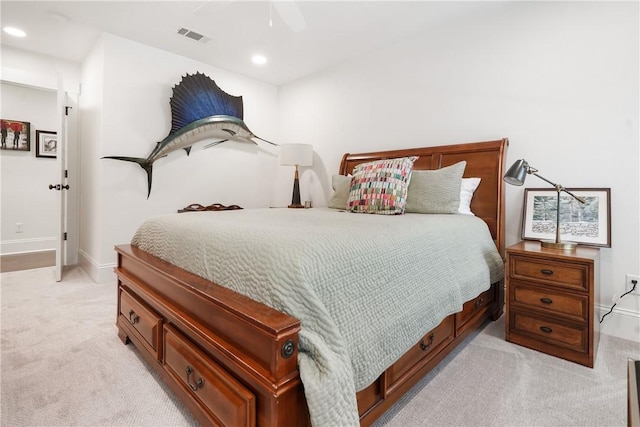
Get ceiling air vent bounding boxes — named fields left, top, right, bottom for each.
left=177, top=27, right=211, bottom=43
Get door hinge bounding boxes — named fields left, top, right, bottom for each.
left=64, top=232, right=67, bottom=241
left=65, top=170, right=68, bottom=178
left=65, top=106, right=72, bottom=115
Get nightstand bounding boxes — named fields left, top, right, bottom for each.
left=505, top=241, right=600, bottom=367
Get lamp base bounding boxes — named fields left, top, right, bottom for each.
left=540, top=240, right=578, bottom=251
left=288, top=204, right=305, bottom=209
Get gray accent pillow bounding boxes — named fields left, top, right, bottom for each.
left=405, top=161, right=466, bottom=214
left=327, top=174, right=352, bottom=210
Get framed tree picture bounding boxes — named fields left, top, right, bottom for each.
left=521, top=188, right=611, bottom=248
left=35, top=130, right=57, bottom=158
left=1, top=119, right=30, bottom=151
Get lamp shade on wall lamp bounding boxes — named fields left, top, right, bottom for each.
left=503, top=159, right=530, bottom=186
left=280, top=144, right=313, bottom=208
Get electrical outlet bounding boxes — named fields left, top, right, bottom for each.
left=626, top=274, right=640, bottom=295
left=15, top=222, right=23, bottom=233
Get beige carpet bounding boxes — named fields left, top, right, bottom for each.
left=1, top=266, right=638, bottom=426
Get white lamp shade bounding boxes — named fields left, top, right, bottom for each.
left=280, top=144, right=313, bottom=167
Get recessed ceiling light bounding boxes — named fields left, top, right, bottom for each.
left=3, top=27, right=26, bottom=38
left=252, top=55, right=267, bottom=66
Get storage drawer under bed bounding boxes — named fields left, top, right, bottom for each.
left=163, top=324, right=256, bottom=427
left=118, top=286, right=163, bottom=360
left=455, top=288, right=494, bottom=334
left=386, top=315, right=455, bottom=389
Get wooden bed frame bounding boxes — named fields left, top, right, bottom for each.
left=114, top=138, right=508, bottom=426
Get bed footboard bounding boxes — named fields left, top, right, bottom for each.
left=115, top=244, right=309, bottom=427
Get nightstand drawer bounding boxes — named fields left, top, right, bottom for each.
left=510, top=255, right=588, bottom=291
left=510, top=310, right=587, bottom=353
left=511, top=284, right=588, bottom=323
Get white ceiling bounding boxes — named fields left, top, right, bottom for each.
left=1, top=1, right=503, bottom=86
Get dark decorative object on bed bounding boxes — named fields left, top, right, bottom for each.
left=102, top=72, right=277, bottom=198
left=114, top=138, right=508, bottom=426
left=178, top=203, right=243, bottom=213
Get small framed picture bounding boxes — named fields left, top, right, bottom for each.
left=1, top=119, right=31, bottom=151
left=35, top=130, right=57, bottom=158
left=522, top=188, right=611, bottom=248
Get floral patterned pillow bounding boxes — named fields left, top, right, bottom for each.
left=347, top=156, right=418, bottom=215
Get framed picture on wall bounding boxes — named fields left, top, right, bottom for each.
left=35, top=130, right=57, bottom=158
left=1, top=119, right=31, bottom=152
left=521, top=188, right=611, bottom=248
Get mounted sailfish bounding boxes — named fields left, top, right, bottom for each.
left=103, top=72, right=276, bottom=197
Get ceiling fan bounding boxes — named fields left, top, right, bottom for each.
left=193, top=1, right=307, bottom=33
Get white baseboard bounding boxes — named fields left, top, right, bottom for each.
left=1, top=237, right=55, bottom=255
left=597, top=303, right=640, bottom=342
left=78, top=249, right=116, bottom=284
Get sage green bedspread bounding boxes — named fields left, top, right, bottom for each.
left=131, top=208, right=504, bottom=426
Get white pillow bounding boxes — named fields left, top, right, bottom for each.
left=459, top=177, right=481, bottom=215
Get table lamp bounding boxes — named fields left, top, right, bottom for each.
left=504, top=159, right=585, bottom=251
left=280, top=143, right=313, bottom=208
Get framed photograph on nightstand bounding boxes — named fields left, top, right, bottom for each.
left=522, top=187, right=611, bottom=248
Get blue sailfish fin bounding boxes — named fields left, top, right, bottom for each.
left=168, top=72, right=244, bottom=136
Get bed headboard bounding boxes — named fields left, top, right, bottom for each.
left=339, top=138, right=509, bottom=255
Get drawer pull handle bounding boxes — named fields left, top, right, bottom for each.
left=540, top=269, right=554, bottom=275
left=474, top=297, right=484, bottom=309
left=419, top=333, right=435, bottom=351
left=540, top=298, right=553, bottom=305
left=185, top=366, right=204, bottom=391
left=128, top=310, right=139, bottom=324
left=539, top=326, right=553, bottom=334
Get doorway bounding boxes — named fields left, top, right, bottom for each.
left=0, top=81, right=78, bottom=276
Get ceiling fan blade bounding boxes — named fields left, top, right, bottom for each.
left=273, top=1, right=307, bottom=32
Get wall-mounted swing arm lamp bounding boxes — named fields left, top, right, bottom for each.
left=280, top=143, right=313, bottom=209
left=504, top=159, right=585, bottom=251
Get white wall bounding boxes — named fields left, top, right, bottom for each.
left=0, top=46, right=80, bottom=92
left=277, top=2, right=639, bottom=341
left=80, top=34, right=280, bottom=282
left=78, top=37, right=105, bottom=277
left=0, top=83, right=58, bottom=254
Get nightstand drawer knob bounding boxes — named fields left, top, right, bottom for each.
left=539, top=326, right=553, bottom=334
left=540, top=297, right=553, bottom=305
left=540, top=269, right=554, bottom=275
